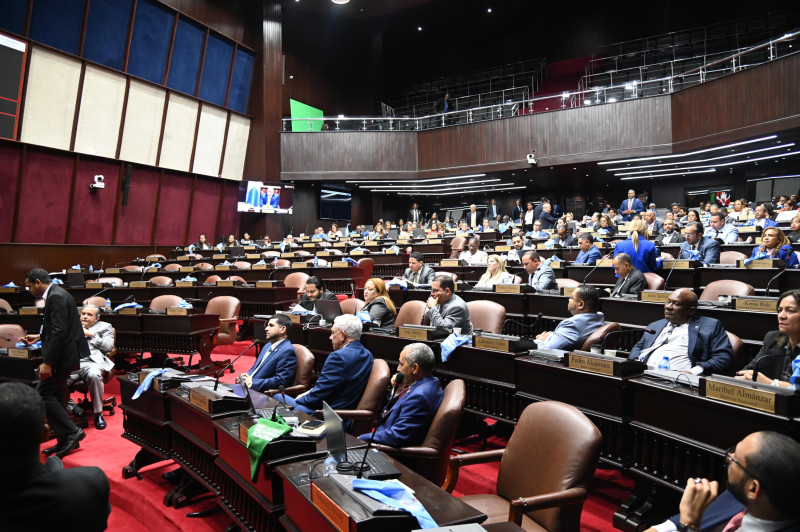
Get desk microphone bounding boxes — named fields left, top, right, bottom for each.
left=194, top=365, right=211, bottom=375
left=213, top=341, right=258, bottom=391
left=599, top=328, right=640, bottom=353
left=582, top=251, right=614, bottom=285
left=0, top=334, right=12, bottom=342
left=357, top=372, right=405, bottom=479
left=748, top=352, right=791, bottom=382
left=764, top=266, right=788, bottom=298
left=86, top=287, right=109, bottom=301
left=381, top=372, right=405, bottom=417
left=270, top=384, right=288, bottom=421
left=502, top=312, right=542, bottom=338
left=96, top=260, right=104, bottom=279
left=662, top=259, right=678, bottom=290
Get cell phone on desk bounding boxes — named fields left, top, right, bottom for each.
left=300, top=420, right=324, bottom=430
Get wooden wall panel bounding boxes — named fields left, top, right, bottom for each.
left=158, top=0, right=260, bottom=50
left=67, top=158, right=121, bottom=244
left=15, top=149, right=74, bottom=244
left=0, top=144, right=21, bottom=243
left=73, top=64, right=127, bottom=159
left=119, top=80, right=167, bottom=166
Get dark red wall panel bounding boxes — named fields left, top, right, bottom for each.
left=0, top=144, right=21, bottom=242
left=114, top=167, right=160, bottom=245
left=16, top=150, right=74, bottom=244
left=68, top=158, right=121, bottom=244
left=217, top=183, right=240, bottom=238
left=186, top=177, right=222, bottom=243
left=153, top=172, right=193, bottom=246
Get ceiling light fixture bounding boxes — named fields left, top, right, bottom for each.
left=331, top=0, right=349, bottom=4
left=599, top=135, right=778, bottom=165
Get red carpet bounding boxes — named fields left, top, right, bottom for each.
left=49, top=340, right=632, bottom=530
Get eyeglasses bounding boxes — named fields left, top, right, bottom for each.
left=725, top=446, right=757, bottom=480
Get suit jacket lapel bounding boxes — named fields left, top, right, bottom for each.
left=687, top=318, right=700, bottom=360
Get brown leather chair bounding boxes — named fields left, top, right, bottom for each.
left=204, top=275, right=222, bottom=284
left=96, top=276, right=123, bottom=286
left=306, top=258, right=328, bottom=266
left=356, top=258, right=375, bottom=286
left=447, top=401, right=602, bottom=531
left=395, top=300, right=427, bottom=327
left=340, top=298, right=365, bottom=315
left=556, top=278, right=579, bottom=289
left=726, top=331, right=745, bottom=375
left=513, top=274, right=524, bottom=285
left=580, top=322, right=621, bottom=352
left=660, top=252, right=675, bottom=260
left=720, top=251, right=748, bottom=265
left=283, top=272, right=310, bottom=298
left=643, top=272, right=665, bottom=290
left=123, top=265, right=142, bottom=272
left=149, top=295, right=184, bottom=311
left=227, top=275, right=247, bottom=283
left=322, top=359, right=391, bottom=436
left=164, top=263, right=182, bottom=271
left=449, top=236, right=467, bottom=257
left=0, top=298, right=12, bottom=314
left=195, top=262, right=214, bottom=270
left=699, top=280, right=755, bottom=301
left=233, top=261, right=252, bottom=270
left=206, top=296, right=240, bottom=346
left=149, top=275, right=174, bottom=287
left=82, top=296, right=108, bottom=308
left=70, top=328, right=117, bottom=416
left=147, top=254, right=167, bottom=262
left=466, top=300, right=506, bottom=334
left=0, top=324, right=24, bottom=347
left=264, top=344, right=315, bottom=397
left=434, top=271, right=458, bottom=282
left=261, top=251, right=280, bottom=259
left=374, top=379, right=466, bottom=487
left=275, top=259, right=291, bottom=268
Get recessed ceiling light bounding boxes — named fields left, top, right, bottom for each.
left=331, top=0, right=349, bottom=4
left=417, top=26, right=423, bottom=31
left=487, top=7, right=492, bottom=13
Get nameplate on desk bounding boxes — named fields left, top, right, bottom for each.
left=177, top=256, right=191, bottom=261
left=211, top=254, right=227, bottom=260
left=440, top=259, right=461, bottom=267
left=396, top=239, right=409, bottom=245
left=0, top=287, right=16, bottom=293
left=561, top=287, right=576, bottom=297
left=253, top=264, right=267, bottom=270
left=474, top=335, right=528, bottom=353
left=350, top=250, right=365, bottom=256
left=303, top=243, right=316, bottom=248
left=281, top=253, right=295, bottom=258
left=703, top=377, right=778, bottom=414
left=68, top=269, right=82, bottom=274
left=495, top=284, right=523, bottom=293
left=333, top=243, right=346, bottom=248
left=180, top=267, right=196, bottom=272
left=129, top=281, right=148, bottom=288
left=292, top=262, right=309, bottom=268
left=176, top=281, right=195, bottom=287
left=593, top=242, right=604, bottom=248
left=733, top=297, right=777, bottom=312
left=662, top=260, right=695, bottom=269
left=19, top=307, right=42, bottom=315
left=166, top=307, right=188, bottom=316
left=245, top=253, right=261, bottom=259
left=244, top=246, right=256, bottom=250
left=215, top=265, right=231, bottom=271
left=738, top=259, right=781, bottom=269
left=217, top=280, right=236, bottom=286
left=317, top=251, right=331, bottom=257
left=332, top=261, right=350, bottom=268
left=256, top=280, right=276, bottom=288
left=288, top=314, right=313, bottom=324
left=550, top=261, right=563, bottom=269
left=427, top=239, right=442, bottom=244
left=119, top=307, right=141, bottom=315
left=568, top=352, right=615, bottom=375
left=311, top=482, right=350, bottom=532
left=364, top=241, right=379, bottom=247
left=738, top=226, right=759, bottom=233
left=639, top=290, right=671, bottom=303
left=8, top=348, right=32, bottom=359
left=85, top=282, right=104, bottom=289
left=339, top=237, right=349, bottom=242
left=567, top=351, right=645, bottom=377
left=596, top=259, right=613, bottom=267
left=384, top=248, right=399, bottom=254
left=397, top=327, right=429, bottom=340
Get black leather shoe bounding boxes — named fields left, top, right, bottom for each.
left=42, top=443, right=60, bottom=456
left=55, top=429, right=86, bottom=459
left=94, top=413, right=107, bottom=430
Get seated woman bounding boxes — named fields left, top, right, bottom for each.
left=195, top=234, right=213, bottom=250
left=369, top=223, right=385, bottom=240
left=727, top=198, right=753, bottom=223
left=239, top=232, right=254, bottom=246
left=594, top=214, right=616, bottom=236
left=475, top=254, right=515, bottom=288
left=613, top=218, right=659, bottom=273
left=225, top=234, right=238, bottom=248
left=736, top=289, right=799, bottom=387
left=680, top=209, right=701, bottom=226
left=361, top=278, right=396, bottom=328
left=749, top=227, right=799, bottom=268
left=328, top=223, right=343, bottom=239
left=787, top=215, right=800, bottom=243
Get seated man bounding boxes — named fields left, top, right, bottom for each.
left=402, top=252, right=435, bottom=285
left=359, top=343, right=443, bottom=448
left=297, top=276, right=338, bottom=312
left=646, top=431, right=800, bottom=532
left=310, top=227, right=329, bottom=241
left=655, top=218, right=684, bottom=245
left=629, top=288, right=733, bottom=375
left=553, top=225, right=577, bottom=247
left=425, top=275, right=473, bottom=335
left=704, top=212, right=739, bottom=243
left=458, top=237, right=488, bottom=264
left=521, top=250, right=558, bottom=292
left=286, top=315, right=373, bottom=415
left=238, top=314, right=297, bottom=393
left=506, top=233, right=532, bottom=263
left=0, top=382, right=110, bottom=531
left=574, top=233, right=603, bottom=264
left=535, top=286, right=605, bottom=350
left=526, top=220, right=549, bottom=239
left=66, top=304, right=114, bottom=430
left=643, top=210, right=664, bottom=234
left=679, top=222, right=720, bottom=266
left=748, top=203, right=779, bottom=229
left=610, top=253, right=646, bottom=297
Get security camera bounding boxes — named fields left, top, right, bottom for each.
left=526, top=153, right=538, bottom=165
left=89, top=175, right=105, bottom=191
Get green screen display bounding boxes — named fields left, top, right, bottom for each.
left=289, top=99, right=323, bottom=132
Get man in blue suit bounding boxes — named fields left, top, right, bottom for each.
left=287, top=315, right=373, bottom=415
left=535, top=286, right=605, bottom=350
left=359, top=343, right=443, bottom=448
left=574, top=234, right=603, bottom=264
left=619, top=189, right=645, bottom=222
left=751, top=203, right=779, bottom=229
left=238, top=314, right=297, bottom=393
left=629, top=288, right=733, bottom=375
left=261, top=186, right=280, bottom=209
left=679, top=222, right=720, bottom=266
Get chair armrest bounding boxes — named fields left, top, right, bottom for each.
left=508, top=487, right=589, bottom=525
left=444, top=449, right=505, bottom=493
left=333, top=409, right=376, bottom=420
left=264, top=384, right=307, bottom=397
left=372, top=444, right=439, bottom=459
left=219, top=317, right=239, bottom=323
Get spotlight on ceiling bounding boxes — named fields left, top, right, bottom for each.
left=331, top=0, right=349, bottom=4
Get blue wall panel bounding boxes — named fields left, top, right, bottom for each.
left=84, top=0, right=132, bottom=71
left=29, top=0, right=84, bottom=55
left=198, top=34, right=233, bottom=106
left=0, top=0, right=28, bottom=37
left=228, top=49, right=254, bottom=114
left=127, top=0, right=173, bottom=84
left=166, top=17, right=204, bottom=96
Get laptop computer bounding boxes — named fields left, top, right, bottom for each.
left=322, top=401, right=401, bottom=480
left=386, top=229, right=399, bottom=239
left=315, top=298, right=343, bottom=324
left=412, top=228, right=427, bottom=238
left=228, top=245, right=245, bottom=257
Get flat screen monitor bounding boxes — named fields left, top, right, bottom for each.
left=237, top=182, right=294, bottom=213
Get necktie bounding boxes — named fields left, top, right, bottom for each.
left=628, top=199, right=632, bottom=211
left=715, top=231, right=720, bottom=238
left=612, top=275, right=627, bottom=296
left=251, top=344, right=275, bottom=375
left=722, top=510, right=747, bottom=532
left=529, top=274, right=534, bottom=287
left=638, top=323, right=674, bottom=362
left=413, top=272, right=419, bottom=284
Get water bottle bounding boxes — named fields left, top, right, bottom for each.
left=105, top=298, right=112, bottom=311
left=323, top=452, right=337, bottom=477
left=313, top=255, right=319, bottom=268
left=89, top=264, right=93, bottom=273
left=658, top=356, right=671, bottom=371
left=273, top=256, right=278, bottom=267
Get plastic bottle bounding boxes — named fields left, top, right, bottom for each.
left=89, top=264, right=93, bottom=273
left=323, top=452, right=337, bottom=477
left=313, top=255, right=319, bottom=268
left=658, top=356, right=671, bottom=371
left=105, top=298, right=112, bottom=311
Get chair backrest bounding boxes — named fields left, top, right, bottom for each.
left=0, top=298, right=12, bottom=313
left=340, top=298, right=365, bottom=315
left=205, top=275, right=222, bottom=284
left=96, top=276, right=123, bottom=286
left=195, top=262, right=214, bottom=270
left=276, top=259, right=291, bottom=268
left=434, top=271, right=458, bottom=282
left=227, top=275, right=247, bottom=283
left=283, top=272, right=310, bottom=294
left=556, top=278, right=580, bottom=289
left=149, top=275, right=174, bottom=287
left=147, top=254, right=166, bottom=261
left=449, top=236, right=467, bottom=257
left=82, top=296, right=108, bottom=308
left=206, top=296, right=240, bottom=342
left=395, top=300, right=427, bottom=328
left=356, top=258, right=375, bottom=282
left=466, top=300, right=505, bottom=334
left=350, top=359, right=391, bottom=435
left=513, top=274, right=523, bottom=285
left=580, top=321, right=621, bottom=351
left=262, top=251, right=280, bottom=259
left=149, top=294, right=183, bottom=311
left=233, top=261, right=252, bottom=270
left=660, top=252, right=675, bottom=260
left=123, top=265, right=142, bottom=272
left=291, top=344, right=315, bottom=389
left=643, top=272, right=665, bottom=290
left=0, top=324, right=24, bottom=347
left=720, top=251, right=747, bottom=265
left=164, top=263, right=182, bottom=271
left=726, top=331, right=745, bottom=374
left=415, top=379, right=466, bottom=485
left=497, top=401, right=602, bottom=531
left=699, top=280, right=755, bottom=301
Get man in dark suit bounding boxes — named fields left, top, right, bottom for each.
left=679, top=221, right=720, bottom=266
left=620, top=189, right=645, bottom=221
left=408, top=203, right=423, bottom=225
left=574, top=233, right=603, bottom=264
left=287, top=315, right=373, bottom=415
left=643, top=210, right=664, bottom=234
left=425, top=275, right=474, bottom=335
left=403, top=252, right=435, bottom=285
left=359, top=343, right=443, bottom=448
left=610, top=253, right=647, bottom=297
left=629, top=288, right=733, bottom=375
left=655, top=218, right=685, bottom=245
left=511, top=199, right=524, bottom=223
left=538, top=202, right=559, bottom=230
left=0, top=382, right=110, bottom=531
left=238, top=314, right=297, bottom=393
left=485, top=198, right=501, bottom=220
left=297, top=276, right=338, bottom=312
left=521, top=250, right=558, bottom=292
left=23, top=269, right=89, bottom=459
left=554, top=225, right=577, bottom=247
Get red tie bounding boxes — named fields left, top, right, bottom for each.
left=722, top=510, right=747, bottom=532
left=628, top=199, right=632, bottom=210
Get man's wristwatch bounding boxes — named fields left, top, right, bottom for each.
left=676, top=523, right=700, bottom=532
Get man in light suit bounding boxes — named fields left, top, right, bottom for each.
left=485, top=198, right=501, bottom=220
left=610, top=253, right=647, bottom=297
left=425, top=275, right=473, bottom=335
left=521, top=251, right=558, bottom=292
left=629, top=288, right=733, bottom=375
left=287, top=315, right=373, bottom=415
left=654, top=219, right=684, bottom=245
left=620, top=189, right=645, bottom=221
left=238, top=314, right=297, bottom=393
left=403, top=252, right=435, bottom=285
left=67, top=305, right=114, bottom=430
left=466, top=204, right=483, bottom=228
left=458, top=237, right=488, bottom=264
left=23, top=269, right=89, bottom=459
left=679, top=222, right=720, bottom=266
left=574, top=233, right=603, bottom=264
left=704, top=212, right=739, bottom=243
left=359, top=343, right=443, bottom=448
left=506, top=233, right=532, bottom=263
left=535, top=286, right=605, bottom=350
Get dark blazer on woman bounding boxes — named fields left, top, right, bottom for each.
left=362, top=297, right=396, bottom=328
